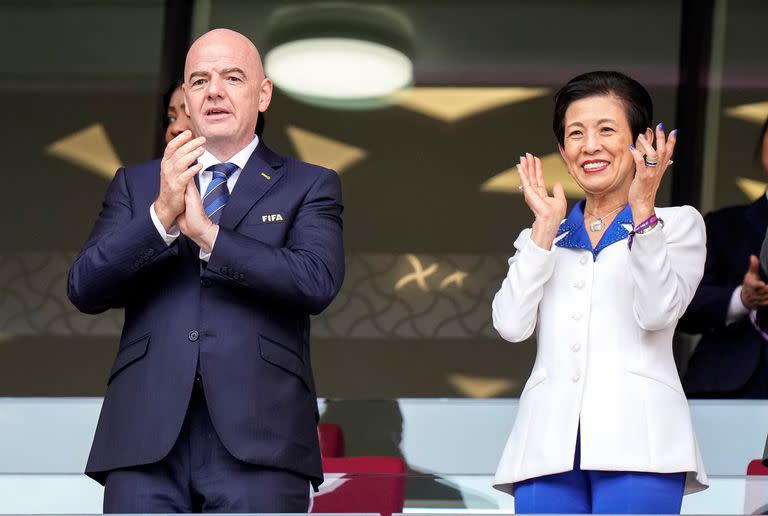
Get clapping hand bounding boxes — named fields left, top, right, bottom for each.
left=177, top=182, right=217, bottom=253
left=628, top=124, right=677, bottom=222
left=154, top=131, right=206, bottom=231
left=517, top=152, right=567, bottom=250
left=741, top=255, right=768, bottom=310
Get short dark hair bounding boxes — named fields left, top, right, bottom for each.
left=552, top=71, right=653, bottom=147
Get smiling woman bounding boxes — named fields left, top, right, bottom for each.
left=491, top=71, right=708, bottom=514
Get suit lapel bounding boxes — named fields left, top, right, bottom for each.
left=744, top=195, right=768, bottom=245
left=219, top=141, right=285, bottom=230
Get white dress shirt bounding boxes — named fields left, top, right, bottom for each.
left=149, top=135, right=260, bottom=261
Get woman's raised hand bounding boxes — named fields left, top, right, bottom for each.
left=628, top=124, right=677, bottom=222
left=518, top=152, right=567, bottom=250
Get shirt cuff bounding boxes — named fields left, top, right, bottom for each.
left=150, top=203, right=180, bottom=245
left=199, top=226, right=219, bottom=262
left=726, top=286, right=749, bottom=325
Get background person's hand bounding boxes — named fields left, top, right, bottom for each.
left=741, top=255, right=768, bottom=310
left=628, top=124, right=677, bottom=223
left=518, top=152, right=567, bottom=250
left=154, top=131, right=206, bottom=231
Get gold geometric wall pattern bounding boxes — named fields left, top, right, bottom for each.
left=448, top=373, right=517, bottom=398
left=285, top=125, right=367, bottom=174
left=392, top=87, right=550, bottom=123
left=736, top=177, right=767, bottom=200
left=46, top=123, right=122, bottom=179
left=394, top=255, right=438, bottom=292
left=725, top=101, right=768, bottom=124
left=480, top=152, right=583, bottom=197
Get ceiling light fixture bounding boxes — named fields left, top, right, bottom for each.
left=264, top=5, right=414, bottom=109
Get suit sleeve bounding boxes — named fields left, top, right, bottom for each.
left=491, top=228, right=556, bottom=342
left=67, top=167, right=178, bottom=314
left=203, top=168, right=344, bottom=315
left=629, top=205, right=707, bottom=331
left=677, top=211, right=736, bottom=333
left=760, top=225, right=768, bottom=275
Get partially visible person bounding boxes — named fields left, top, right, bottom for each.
left=491, top=70, right=707, bottom=514
left=163, top=80, right=194, bottom=144
left=680, top=115, right=768, bottom=399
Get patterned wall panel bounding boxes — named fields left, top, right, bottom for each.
left=0, top=253, right=511, bottom=339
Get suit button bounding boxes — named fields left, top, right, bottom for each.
left=201, top=278, right=212, bottom=288
left=571, top=342, right=581, bottom=352
left=572, top=372, right=581, bottom=383
left=188, top=330, right=200, bottom=342
left=573, top=280, right=585, bottom=289
left=580, top=255, right=589, bottom=265
left=571, top=312, right=583, bottom=321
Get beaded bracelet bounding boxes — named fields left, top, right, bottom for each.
left=628, top=214, right=663, bottom=250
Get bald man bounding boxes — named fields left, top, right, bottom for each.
left=68, top=29, right=344, bottom=512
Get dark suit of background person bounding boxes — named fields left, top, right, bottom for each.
left=67, top=29, right=344, bottom=512
left=679, top=116, right=768, bottom=399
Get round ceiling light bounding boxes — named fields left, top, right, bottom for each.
left=265, top=38, right=412, bottom=100
left=263, top=5, right=414, bottom=109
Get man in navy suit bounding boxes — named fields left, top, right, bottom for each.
left=678, top=196, right=768, bottom=398
left=680, top=117, right=768, bottom=399
left=67, top=28, right=344, bottom=512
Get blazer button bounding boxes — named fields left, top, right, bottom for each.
left=188, top=330, right=200, bottom=342
left=580, top=255, right=589, bottom=265
left=573, top=280, right=585, bottom=289
left=571, top=372, right=581, bottom=383
left=571, top=342, right=581, bottom=352
left=571, top=312, right=583, bottom=321
left=200, top=278, right=212, bottom=288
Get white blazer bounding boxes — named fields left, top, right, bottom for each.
left=492, top=204, right=708, bottom=495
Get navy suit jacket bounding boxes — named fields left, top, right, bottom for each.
left=678, top=196, right=767, bottom=395
left=67, top=142, right=344, bottom=486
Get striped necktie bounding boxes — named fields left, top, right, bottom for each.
left=203, top=162, right=238, bottom=224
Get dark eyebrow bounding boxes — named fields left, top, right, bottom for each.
left=221, top=67, right=247, bottom=78
left=566, top=118, right=618, bottom=130
left=188, top=71, right=210, bottom=82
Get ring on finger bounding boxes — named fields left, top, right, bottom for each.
left=643, top=154, right=658, bottom=167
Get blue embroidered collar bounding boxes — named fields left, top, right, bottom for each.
left=555, top=200, right=633, bottom=258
